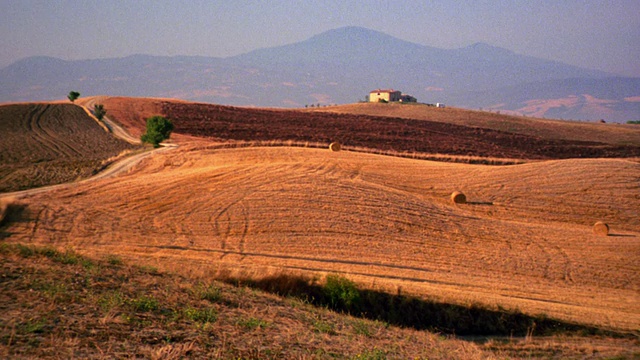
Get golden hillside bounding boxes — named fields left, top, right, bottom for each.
left=4, top=145, right=638, bottom=331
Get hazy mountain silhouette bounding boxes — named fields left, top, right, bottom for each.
left=1, top=26, right=637, bottom=121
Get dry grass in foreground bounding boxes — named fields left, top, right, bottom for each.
left=1, top=243, right=638, bottom=359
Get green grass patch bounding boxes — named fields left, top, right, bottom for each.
left=19, top=318, right=48, bottom=335
left=192, top=283, right=223, bottom=303
left=105, top=254, right=123, bottom=266
left=352, top=319, right=372, bottom=337
left=182, top=307, right=218, bottom=324
left=312, top=319, right=336, bottom=335
left=351, top=349, right=387, bottom=360
left=16, top=243, right=36, bottom=258
left=128, top=295, right=159, bottom=312
left=138, top=265, right=159, bottom=275
left=42, top=282, right=70, bottom=303
left=237, top=317, right=269, bottom=330
left=98, top=291, right=125, bottom=312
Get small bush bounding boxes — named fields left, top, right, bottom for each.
left=67, top=91, right=80, bottom=103
left=141, top=115, right=174, bottom=148
left=93, top=104, right=107, bottom=120
left=324, top=274, right=360, bottom=312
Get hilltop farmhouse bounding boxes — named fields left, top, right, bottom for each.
left=369, top=89, right=417, bottom=103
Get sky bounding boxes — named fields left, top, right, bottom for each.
left=1, top=0, right=639, bottom=77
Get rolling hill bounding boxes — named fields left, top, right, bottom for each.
left=3, top=145, right=639, bottom=332
left=2, top=27, right=638, bottom=122
left=0, top=103, right=137, bottom=192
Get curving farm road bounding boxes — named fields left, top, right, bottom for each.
left=80, top=96, right=141, bottom=144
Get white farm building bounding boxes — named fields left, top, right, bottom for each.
left=369, top=89, right=417, bottom=103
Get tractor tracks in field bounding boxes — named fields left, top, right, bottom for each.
left=26, top=105, right=57, bottom=157
left=26, top=104, right=81, bottom=159
left=537, top=236, right=575, bottom=283
left=213, top=188, right=265, bottom=260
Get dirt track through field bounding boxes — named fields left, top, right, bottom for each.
left=80, top=97, right=141, bottom=144
left=4, top=146, right=639, bottom=331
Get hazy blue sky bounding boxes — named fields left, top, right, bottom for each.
left=2, top=0, right=639, bottom=76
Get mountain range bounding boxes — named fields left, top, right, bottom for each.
left=2, top=26, right=638, bottom=122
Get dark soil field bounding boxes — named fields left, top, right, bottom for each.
left=309, top=102, right=640, bottom=146
left=0, top=103, right=137, bottom=193
left=160, top=102, right=640, bottom=160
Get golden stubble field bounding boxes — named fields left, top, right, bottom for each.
left=4, top=144, right=639, bottom=332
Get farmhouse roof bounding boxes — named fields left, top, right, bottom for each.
left=370, top=89, right=398, bottom=93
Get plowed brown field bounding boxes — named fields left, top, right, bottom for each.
left=308, top=102, right=640, bottom=146
left=4, top=145, right=639, bottom=331
left=0, top=103, right=137, bottom=192
left=87, top=97, right=640, bottom=160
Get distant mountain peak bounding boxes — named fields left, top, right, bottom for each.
left=313, top=26, right=388, bottom=38
left=306, top=26, right=409, bottom=47
left=461, top=42, right=514, bottom=56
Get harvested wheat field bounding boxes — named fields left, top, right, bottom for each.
left=4, top=144, right=639, bottom=333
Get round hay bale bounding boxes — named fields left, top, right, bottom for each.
left=593, top=221, right=609, bottom=236
left=450, top=191, right=466, bottom=204
left=329, top=142, right=341, bottom=152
